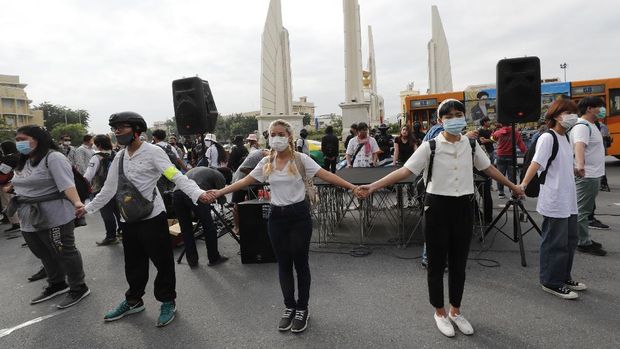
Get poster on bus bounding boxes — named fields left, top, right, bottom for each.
left=465, top=88, right=496, bottom=125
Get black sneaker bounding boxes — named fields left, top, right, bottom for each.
left=590, top=240, right=602, bottom=248
left=577, top=244, right=607, bottom=256
left=291, top=309, right=309, bottom=333
left=498, top=193, right=506, bottom=199
left=565, top=280, right=587, bottom=291
left=4, top=223, right=20, bottom=232
left=207, top=256, right=229, bottom=267
left=542, top=284, right=578, bottom=299
left=96, top=237, right=119, bottom=246
left=31, top=283, right=69, bottom=304
left=278, top=308, right=295, bottom=331
left=588, top=219, right=610, bottom=230
left=28, top=267, right=47, bottom=282
left=57, top=286, right=91, bottom=309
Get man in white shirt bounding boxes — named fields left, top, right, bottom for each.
left=571, top=97, right=607, bottom=256
left=74, top=134, right=95, bottom=175
left=345, top=122, right=380, bottom=168
left=296, top=129, right=310, bottom=155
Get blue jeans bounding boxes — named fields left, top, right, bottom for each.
left=540, top=215, right=578, bottom=288
left=172, top=190, right=221, bottom=264
left=496, top=156, right=514, bottom=194
left=268, top=200, right=313, bottom=310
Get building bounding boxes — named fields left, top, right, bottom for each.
left=314, top=113, right=340, bottom=129
left=292, top=96, right=315, bottom=117
left=0, top=74, right=44, bottom=129
left=152, top=120, right=167, bottom=131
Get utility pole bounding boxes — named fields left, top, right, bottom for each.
left=560, top=62, right=568, bottom=82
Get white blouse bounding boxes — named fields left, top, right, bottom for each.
left=250, top=153, right=321, bottom=206
left=404, top=133, right=491, bottom=197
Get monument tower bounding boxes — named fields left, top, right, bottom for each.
left=427, top=5, right=453, bottom=93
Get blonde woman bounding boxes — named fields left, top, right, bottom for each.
left=206, top=119, right=360, bottom=333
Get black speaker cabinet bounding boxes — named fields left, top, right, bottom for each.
left=496, top=57, right=541, bottom=124
left=238, top=200, right=276, bottom=264
left=172, top=77, right=218, bottom=135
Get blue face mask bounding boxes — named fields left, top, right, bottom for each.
left=16, top=140, right=32, bottom=155
left=597, top=107, right=606, bottom=119
left=442, top=117, right=467, bottom=136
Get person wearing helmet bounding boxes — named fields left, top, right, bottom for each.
left=375, top=123, right=394, bottom=161
left=77, top=111, right=213, bottom=327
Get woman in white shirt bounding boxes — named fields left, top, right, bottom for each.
left=520, top=99, right=586, bottom=299
left=206, top=119, right=360, bottom=334
left=359, top=100, right=524, bottom=338
left=203, top=133, right=227, bottom=168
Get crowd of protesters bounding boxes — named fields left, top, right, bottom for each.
left=0, top=96, right=613, bottom=336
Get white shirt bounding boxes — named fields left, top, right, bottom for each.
left=85, top=142, right=205, bottom=221
left=404, top=133, right=491, bottom=197
left=74, top=144, right=95, bottom=175
left=296, top=138, right=310, bottom=155
left=249, top=152, right=321, bottom=206
left=205, top=145, right=220, bottom=168
left=570, top=118, right=605, bottom=178
left=346, top=136, right=379, bottom=168
left=532, top=131, right=578, bottom=218
left=83, top=150, right=113, bottom=183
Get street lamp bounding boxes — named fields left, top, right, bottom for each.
left=560, top=62, right=568, bottom=82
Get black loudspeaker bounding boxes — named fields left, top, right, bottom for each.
left=238, top=200, right=276, bottom=264
left=496, top=57, right=541, bottom=124
left=172, top=77, right=218, bottom=135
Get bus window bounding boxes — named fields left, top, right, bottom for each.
left=610, top=88, right=620, bottom=115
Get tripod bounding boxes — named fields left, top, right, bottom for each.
left=482, top=121, right=541, bottom=267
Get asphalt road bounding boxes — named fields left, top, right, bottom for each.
left=1, top=157, right=619, bottom=349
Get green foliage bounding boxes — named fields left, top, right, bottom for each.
left=388, top=123, right=401, bottom=134
left=0, top=117, right=15, bottom=142
left=214, top=114, right=258, bottom=144
left=302, top=113, right=312, bottom=126
left=330, top=115, right=343, bottom=135
left=36, top=102, right=90, bottom=130
left=50, top=123, right=88, bottom=146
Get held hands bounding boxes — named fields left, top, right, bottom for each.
left=574, top=167, right=585, bottom=178
left=75, top=202, right=86, bottom=218
left=511, top=184, right=525, bottom=199
left=353, top=185, right=372, bottom=199
left=200, top=189, right=220, bottom=204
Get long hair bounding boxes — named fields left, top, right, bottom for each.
left=15, top=125, right=59, bottom=171
left=263, top=119, right=299, bottom=177
left=214, top=142, right=227, bottom=165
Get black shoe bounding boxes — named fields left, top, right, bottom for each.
left=31, top=283, right=69, bottom=304
left=57, top=286, right=91, bottom=309
left=4, top=223, right=20, bottom=232
left=590, top=240, right=602, bottom=248
left=291, top=309, right=309, bottom=333
left=207, top=256, right=229, bottom=267
left=541, top=284, right=578, bottom=300
left=278, top=308, right=295, bottom=331
left=96, top=237, right=119, bottom=246
left=187, top=254, right=199, bottom=268
left=600, top=184, right=610, bottom=192
left=577, top=244, right=607, bottom=256
left=588, top=219, right=610, bottom=230
left=28, top=267, right=47, bottom=282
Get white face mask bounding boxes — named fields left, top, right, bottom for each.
left=269, top=136, right=289, bottom=152
left=63, top=141, right=71, bottom=146
left=204, top=140, right=212, bottom=147
left=559, top=113, right=578, bottom=129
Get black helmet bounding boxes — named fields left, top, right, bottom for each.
left=109, top=111, right=147, bottom=132
left=378, top=123, right=389, bottom=130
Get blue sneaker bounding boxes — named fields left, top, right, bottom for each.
left=157, top=301, right=176, bottom=327
left=104, top=300, right=145, bottom=322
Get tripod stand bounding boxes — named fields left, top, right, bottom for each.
left=482, top=121, right=541, bottom=267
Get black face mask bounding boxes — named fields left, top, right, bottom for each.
left=116, top=133, right=135, bottom=146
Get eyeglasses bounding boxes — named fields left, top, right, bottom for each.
left=110, top=124, right=132, bottom=131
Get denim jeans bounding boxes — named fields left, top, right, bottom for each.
left=495, top=156, right=514, bottom=194
left=575, top=177, right=600, bottom=246
left=268, top=200, right=313, bottom=310
left=172, top=190, right=221, bottom=263
left=540, top=215, right=578, bottom=288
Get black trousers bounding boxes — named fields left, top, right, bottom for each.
left=120, top=212, right=176, bottom=303
left=425, top=194, right=473, bottom=308
left=322, top=157, right=337, bottom=173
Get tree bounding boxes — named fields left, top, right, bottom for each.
left=214, top=114, right=258, bottom=144
left=36, top=102, right=90, bottom=130
left=165, top=118, right=178, bottom=135
left=302, top=113, right=312, bottom=126
left=330, top=114, right=343, bottom=135
left=0, top=116, right=15, bottom=142
left=50, top=123, right=88, bottom=146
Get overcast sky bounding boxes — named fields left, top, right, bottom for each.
left=2, top=0, right=619, bottom=133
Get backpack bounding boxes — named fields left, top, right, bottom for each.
left=520, top=130, right=566, bottom=198
left=91, top=151, right=115, bottom=193
left=156, top=144, right=179, bottom=168
left=45, top=151, right=92, bottom=201
left=155, top=144, right=179, bottom=194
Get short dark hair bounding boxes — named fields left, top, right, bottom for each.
left=476, top=91, right=489, bottom=99
left=545, top=99, right=579, bottom=128
left=577, top=96, right=604, bottom=116
left=93, top=134, right=113, bottom=150
left=325, top=126, right=334, bottom=134
left=479, top=117, right=490, bottom=125
left=152, top=129, right=167, bottom=141
left=83, top=134, right=93, bottom=143
left=350, top=123, right=358, bottom=130
left=438, top=99, right=465, bottom=118
left=357, top=122, right=369, bottom=131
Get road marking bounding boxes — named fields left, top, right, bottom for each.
left=0, top=310, right=69, bottom=338
left=613, top=203, right=620, bottom=206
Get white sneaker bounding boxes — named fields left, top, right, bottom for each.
left=449, top=313, right=474, bottom=335
left=433, top=313, right=455, bottom=337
